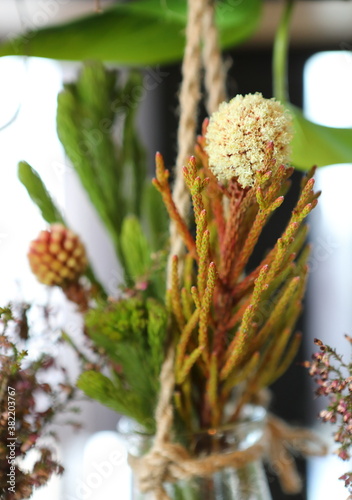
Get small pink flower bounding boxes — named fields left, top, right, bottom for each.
left=344, top=412, right=352, bottom=423
left=338, top=400, right=347, bottom=413
left=320, top=409, right=336, bottom=422
left=338, top=449, right=350, bottom=461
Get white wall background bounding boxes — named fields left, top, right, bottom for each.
left=304, top=51, right=352, bottom=500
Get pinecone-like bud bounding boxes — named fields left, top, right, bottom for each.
left=28, top=224, right=88, bottom=286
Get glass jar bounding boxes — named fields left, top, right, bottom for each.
left=119, top=405, right=272, bottom=500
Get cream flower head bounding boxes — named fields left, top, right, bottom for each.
left=205, top=93, right=293, bottom=188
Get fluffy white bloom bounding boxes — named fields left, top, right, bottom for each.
left=205, top=93, right=293, bottom=188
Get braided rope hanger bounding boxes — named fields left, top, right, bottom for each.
left=167, top=0, right=226, bottom=288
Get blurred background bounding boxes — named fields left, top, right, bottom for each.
left=0, top=1, right=352, bottom=499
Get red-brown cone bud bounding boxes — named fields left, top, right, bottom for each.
left=28, top=224, right=88, bottom=286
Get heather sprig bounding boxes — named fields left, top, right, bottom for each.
left=0, top=305, right=78, bottom=500
left=305, top=336, right=352, bottom=494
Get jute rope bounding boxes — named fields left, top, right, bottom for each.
left=167, top=0, right=227, bottom=287
left=201, top=0, right=227, bottom=114
left=167, top=0, right=205, bottom=287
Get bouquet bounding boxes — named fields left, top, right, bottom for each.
left=7, top=0, right=351, bottom=498
left=22, top=66, right=324, bottom=499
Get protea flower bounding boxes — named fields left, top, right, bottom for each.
left=28, top=224, right=87, bottom=287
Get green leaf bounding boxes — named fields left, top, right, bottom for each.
left=77, top=371, right=146, bottom=422
left=289, top=105, right=352, bottom=170
left=120, top=216, right=152, bottom=283
left=18, top=162, right=65, bottom=225
left=56, top=62, right=124, bottom=242
left=0, top=0, right=262, bottom=65
left=115, top=342, right=158, bottom=402
left=142, top=182, right=169, bottom=252
left=146, top=298, right=168, bottom=376
left=83, top=296, right=162, bottom=424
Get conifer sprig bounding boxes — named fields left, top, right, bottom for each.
left=155, top=116, right=318, bottom=429
left=153, top=153, right=197, bottom=260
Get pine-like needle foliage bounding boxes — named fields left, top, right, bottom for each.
left=77, top=296, right=168, bottom=433
left=56, top=62, right=146, bottom=272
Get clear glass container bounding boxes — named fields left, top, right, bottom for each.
left=119, top=405, right=272, bottom=500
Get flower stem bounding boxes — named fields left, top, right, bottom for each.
left=272, top=0, right=295, bottom=103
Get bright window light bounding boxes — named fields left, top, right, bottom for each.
left=79, top=431, right=131, bottom=500
left=0, top=56, right=65, bottom=304
left=304, top=51, right=352, bottom=500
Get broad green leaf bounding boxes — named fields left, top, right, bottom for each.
left=0, top=0, right=262, bottom=65
left=18, top=161, right=65, bottom=224
left=289, top=105, right=352, bottom=170
left=120, top=216, right=152, bottom=282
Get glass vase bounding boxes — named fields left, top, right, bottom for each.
left=120, top=405, right=272, bottom=500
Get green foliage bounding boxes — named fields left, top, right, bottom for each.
left=290, top=105, right=352, bottom=170
left=142, top=183, right=169, bottom=252
left=120, top=216, right=152, bottom=283
left=121, top=73, right=148, bottom=218
left=80, top=296, right=168, bottom=431
left=0, top=0, right=262, bottom=65
left=56, top=62, right=154, bottom=282
left=146, top=299, right=168, bottom=374
left=18, top=62, right=164, bottom=295
left=120, top=215, right=167, bottom=299
left=85, top=297, right=148, bottom=348
left=57, top=62, right=123, bottom=251
left=54, top=62, right=152, bottom=286
left=77, top=371, right=150, bottom=427
left=18, top=162, right=65, bottom=225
